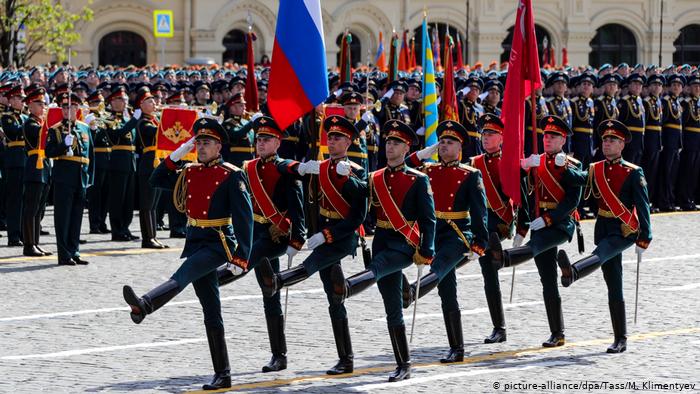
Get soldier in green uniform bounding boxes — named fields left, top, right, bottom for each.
left=557, top=119, right=652, bottom=353
left=21, top=86, right=52, bottom=256
left=222, top=93, right=256, bottom=167
left=85, top=90, right=112, bottom=234
left=340, top=92, right=370, bottom=173
left=44, top=93, right=94, bottom=266
left=457, top=77, right=484, bottom=160
left=372, top=80, right=411, bottom=169
left=1, top=85, right=28, bottom=246
left=490, top=115, right=585, bottom=347
left=617, top=74, right=646, bottom=165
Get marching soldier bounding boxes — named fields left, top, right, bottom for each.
left=21, top=86, right=52, bottom=256
left=104, top=85, right=140, bottom=241
left=1, top=85, right=28, bottom=246
left=400, top=119, right=489, bottom=361
left=489, top=115, right=585, bottom=347
left=133, top=87, right=167, bottom=248
left=524, top=87, right=548, bottom=157
left=545, top=72, right=573, bottom=152
left=678, top=75, right=700, bottom=211
left=458, top=76, right=484, bottom=161
left=216, top=115, right=306, bottom=373
left=222, top=93, right=256, bottom=167
left=123, top=118, right=253, bottom=390
left=641, top=74, right=665, bottom=212
left=657, top=74, right=685, bottom=212
left=405, top=79, right=424, bottom=132
left=86, top=90, right=112, bottom=234
left=372, top=80, right=411, bottom=169
left=45, top=93, right=94, bottom=266
left=330, top=120, right=435, bottom=381
left=258, top=115, right=367, bottom=376
left=557, top=119, right=652, bottom=353
left=617, top=74, right=646, bottom=165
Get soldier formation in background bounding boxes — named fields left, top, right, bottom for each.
left=6, top=59, right=698, bottom=388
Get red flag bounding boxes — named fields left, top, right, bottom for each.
left=409, top=37, right=417, bottom=70
left=499, top=0, right=542, bottom=206
left=398, top=30, right=409, bottom=72
left=549, top=47, right=556, bottom=68
left=154, top=108, right=198, bottom=166
left=440, top=34, right=459, bottom=121
left=455, top=33, right=464, bottom=70
left=245, top=31, right=259, bottom=112
left=562, top=47, right=569, bottom=66
left=37, top=108, right=63, bottom=169
left=376, top=31, right=387, bottom=72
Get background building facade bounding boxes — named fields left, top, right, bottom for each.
left=31, top=0, right=700, bottom=68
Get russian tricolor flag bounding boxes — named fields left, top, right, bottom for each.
left=268, top=0, right=329, bottom=130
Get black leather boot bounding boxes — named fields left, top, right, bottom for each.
left=484, top=291, right=507, bottom=344
left=259, top=258, right=308, bottom=297
left=330, top=265, right=376, bottom=304
left=402, top=271, right=439, bottom=309
left=440, top=310, right=464, bottom=363
left=23, top=244, right=44, bottom=257
left=140, top=211, right=166, bottom=249
left=22, top=211, right=42, bottom=256
left=202, top=327, right=232, bottom=390
left=327, top=318, right=354, bottom=375
left=388, top=324, right=411, bottom=381
left=217, top=265, right=247, bottom=287
left=557, top=251, right=601, bottom=287
left=262, top=314, right=288, bottom=372
left=491, top=233, right=534, bottom=270
left=542, top=297, right=565, bottom=347
left=607, top=301, right=627, bottom=353
left=122, top=279, right=180, bottom=324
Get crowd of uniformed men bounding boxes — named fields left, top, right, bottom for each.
left=2, top=59, right=687, bottom=388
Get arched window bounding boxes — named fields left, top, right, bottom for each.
left=411, top=23, right=463, bottom=67
left=673, top=24, right=700, bottom=65
left=589, top=24, right=637, bottom=68
left=222, top=29, right=247, bottom=64
left=98, top=31, right=147, bottom=67
left=501, top=25, right=552, bottom=66
left=335, top=32, right=362, bottom=68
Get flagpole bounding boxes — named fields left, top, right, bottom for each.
left=465, top=0, right=470, bottom=64
left=658, top=0, right=664, bottom=66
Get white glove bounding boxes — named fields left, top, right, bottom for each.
left=416, top=143, right=438, bottom=160
left=251, top=112, right=263, bottom=121
left=64, top=134, right=74, bottom=147
left=333, top=89, right=343, bottom=98
left=297, top=160, right=320, bottom=176
left=416, top=126, right=426, bottom=136
left=169, top=137, right=195, bottom=162
left=512, top=233, right=525, bottom=248
left=530, top=217, right=546, bottom=231
left=555, top=152, right=567, bottom=167
left=226, top=263, right=244, bottom=276
left=84, top=113, right=95, bottom=125
left=48, top=102, right=58, bottom=108
left=286, top=245, right=300, bottom=260
left=66, top=147, right=74, bottom=157
left=520, top=154, right=541, bottom=169
left=133, top=109, right=142, bottom=120
left=382, top=88, right=394, bottom=100
left=636, top=245, right=646, bottom=256
left=307, top=232, right=326, bottom=250
left=361, top=111, right=375, bottom=123
left=468, top=251, right=479, bottom=261
left=460, top=86, right=471, bottom=96
left=336, top=160, right=351, bottom=176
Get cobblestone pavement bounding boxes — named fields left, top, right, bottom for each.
left=1, top=209, right=698, bottom=393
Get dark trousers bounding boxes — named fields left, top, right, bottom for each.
left=658, top=148, right=680, bottom=209
left=108, top=170, right=135, bottom=236
left=252, top=238, right=288, bottom=317
left=138, top=171, right=161, bottom=240
left=369, top=248, right=413, bottom=327
left=54, top=184, right=86, bottom=261
left=430, top=238, right=469, bottom=313
left=677, top=150, right=700, bottom=208
left=4, top=168, right=23, bottom=241
left=22, top=182, right=49, bottom=246
left=88, top=168, right=109, bottom=231
left=641, top=149, right=662, bottom=206
left=591, top=235, right=633, bottom=303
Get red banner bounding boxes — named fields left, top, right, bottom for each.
left=155, top=108, right=198, bottom=166
left=440, top=34, right=459, bottom=122
left=36, top=108, right=63, bottom=169
left=245, top=31, right=259, bottom=113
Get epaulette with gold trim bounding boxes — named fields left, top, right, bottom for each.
left=349, top=161, right=364, bottom=170
left=219, top=162, right=241, bottom=172
left=458, top=163, right=479, bottom=173
left=406, top=166, right=428, bottom=178
left=621, top=160, right=640, bottom=170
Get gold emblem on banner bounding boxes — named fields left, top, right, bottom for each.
left=163, top=121, right=192, bottom=143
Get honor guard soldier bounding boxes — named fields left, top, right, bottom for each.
left=471, top=115, right=529, bottom=344
left=593, top=74, right=621, bottom=160
left=482, top=80, right=503, bottom=116
left=341, top=91, right=371, bottom=173
left=123, top=117, right=253, bottom=391
left=45, top=93, right=94, bottom=266
left=1, top=85, right=28, bottom=246
left=21, top=86, right=52, bottom=256
left=216, top=115, right=306, bottom=373
left=372, top=80, right=411, bottom=169
left=400, top=119, right=489, bottom=361
left=557, top=120, right=652, bottom=353
left=545, top=72, right=573, bottom=152
left=222, top=93, right=256, bottom=167
left=133, top=87, right=167, bottom=248
left=641, top=74, right=665, bottom=211
left=678, top=75, right=700, bottom=211
left=330, top=120, right=435, bottom=381
left=658, top=74, right=685, bottom=212
left=85, top=90, right=112, bottom=234
left=524, top=87, right=548, bottom=157
left=490, top=115, right=585, bottom=348
left=405, top=79, right=424, bottom=132
left=458, top=76, right=484, bottom=160
left=258, top=115, right=367, bottom=376
left=104, top=84, right=140, bottom=241
left=570, top=73, right=597, bottom=167
left=617, top=74, right=646, bottom=165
